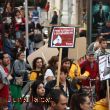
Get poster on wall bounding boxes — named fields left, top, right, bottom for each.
left=92, top=0, right=110, bottom=34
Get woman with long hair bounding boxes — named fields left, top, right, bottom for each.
left=70, top=92, right=91, bottom=110
left=29, top=57, right=46, bottom=81
left=27, top=80, right=46, bottom=110
left=44, top=56, right=58, bottom=85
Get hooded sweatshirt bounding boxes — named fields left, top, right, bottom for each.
left=93, top=98, right=108, bottom=110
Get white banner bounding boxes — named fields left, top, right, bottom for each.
left=99, top=55, right=110, bottom=80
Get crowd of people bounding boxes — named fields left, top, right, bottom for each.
left=0, top=37, right=110, bottom=110
left=0, top=2, right=50, bottom=56
left=0, top=1, right=110, bottom=110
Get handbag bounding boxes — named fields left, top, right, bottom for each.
left=14, top=76, right=23, bottom=86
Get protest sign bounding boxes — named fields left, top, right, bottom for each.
left=27, top=43, right=59, bottom=67
left=49, top=27, right=75, bottom=48
left=99, top=55, right=110, bottom=80
left=49, top=26, right=76, bottom=87
left=99, top=54, right=110, bottom=109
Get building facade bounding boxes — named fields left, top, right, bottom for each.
left=48, top=0, right=87, bottom=25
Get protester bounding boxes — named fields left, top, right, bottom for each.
left=19, top=8, right=25, bottom=33
left=62, top=57, right=72, bottom=73
left=87, top=35, right=103, bottom=52
left=70, top=92, right=91, bottom=110
left=94, top=37, right=108, bottom=60
left=48, top=89, right=67, bottom=110
left=3, top=2, right=13, bottom=17
left=93, top=97, right=108, bottom=110
left=80, top=51, right=99, bottom=86
left=94, top=36, right=109, bottom=100
left=3, top=32, right=14, bottom=59
left=80, top=51, right=99, bottom=100
left=0, top=52, right=11, bottom=109
left=1, top=2, right=109, bottom=110
left=3, top=2, right=13, bottom=31
left=20, top=8, right=25, bottom=18
left=27, top=80, right=46, bottom=110
left=29, top=57, right=46, bottom=81
left=50, top=11, right=58, bottom=25
left=13, top=38, right=25, bottom=59
left=34, top=23, right=45, bottom=49
left=69, top=59, right=88, bottom=91
left=10, top=51, right=31, bottom=110
left=45, top=67, right=74, bottom=106
left=44, top=56, right=58, bottom=85
left=15, top=10, right=22, bottom=39
left=31, top=6, right=39, bottom=28
left=93, top=85, right=110, bottom=110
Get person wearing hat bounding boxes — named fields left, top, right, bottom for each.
left=80, top=51, right=99, bottom=86
left=80, top=51, right=99, bottom=99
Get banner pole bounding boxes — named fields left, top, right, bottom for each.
left=56, top=48, right=62, bottom=87
left=106, top=80, right=110, bottom=110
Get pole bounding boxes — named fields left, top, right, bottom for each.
left=56, top=0, right=63, bottom=87
left=56, top=0, right=70, bottom=87
left=25, top=0, right=29, bottom=48
left=107, top=80, right=110, bottom=110
left=56, top=48, right=62, bottom=87
left=87, top=0, right=92, bottom=45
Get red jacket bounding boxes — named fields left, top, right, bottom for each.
left=45, top=3, right=50, bottom=12
left=0, top=67, right=9, bottom=106
left=80, top=60, right=99, bottom=86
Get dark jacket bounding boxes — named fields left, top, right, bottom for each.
left=4, top=38, right=14, bottom=58
left=27, top=103, right=45, bottom=110
left=45, top=79, right=77, bottom=105
left=50, top=15, right=58, bottom=25
left=101, top=26, right=110, bottom=40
